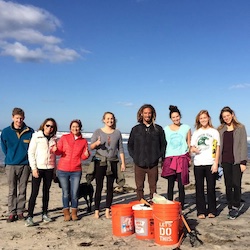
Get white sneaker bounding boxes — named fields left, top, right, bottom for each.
left=42, top=214, right=52, bottom=223
left=25, top=217, right=35, bottom=227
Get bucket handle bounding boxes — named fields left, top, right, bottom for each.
left=153, top=214, right=180, bottom=223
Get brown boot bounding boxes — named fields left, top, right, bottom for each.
left=63, top=208, right=71, bottom=221
left=71, top=208, right=78, bottom=221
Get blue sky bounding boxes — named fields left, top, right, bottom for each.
left=0, top=0, right=250, bottom=134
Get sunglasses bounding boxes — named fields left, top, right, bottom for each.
left=45, top=124, right=54, bottom=128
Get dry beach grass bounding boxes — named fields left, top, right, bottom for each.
left=0, top=163, right=250, bottom=250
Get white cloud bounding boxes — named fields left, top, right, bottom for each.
left=117, top=102, right=134, bottom=107
left=0, top=0, right=83, bottom=63
left=229, top=83, right=250, bottom=90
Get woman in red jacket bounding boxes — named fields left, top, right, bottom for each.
left=54, top=119, right=90, bottom=221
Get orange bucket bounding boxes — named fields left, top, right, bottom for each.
left=111, top=204, right=134, bottom=236
left=132, top=204, right=154, bottom=240
left=153, top=201, right=181, bottom=246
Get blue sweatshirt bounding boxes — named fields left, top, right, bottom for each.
left=1, top=123, right=34, bottom=165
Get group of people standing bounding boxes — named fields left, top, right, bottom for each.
left=1, top=108, right=125, bottom=226
left=0, top=104, right=247, bottom=227
left=128, top=104, right=247, bottom=220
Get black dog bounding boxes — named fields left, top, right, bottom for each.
left=78, top=182, right=94, bottom=213
left=54, top=177, right=94, bottom=213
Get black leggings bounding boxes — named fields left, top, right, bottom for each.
left=222, top=163, right=242, bottom=209
left=167, top=173, right=185, bottom=209
left=28, top=169, right=54, bottom=217
left=94, top=162, right=117, bottom=210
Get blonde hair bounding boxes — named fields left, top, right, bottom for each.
left=194, top=110, right=213, bottom=129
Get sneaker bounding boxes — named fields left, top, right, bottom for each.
left=228, top=207, right=239, bottom=220
left=25, top=217, right=35, bottom=227
left=17, top=213, right=25, bottom=220
left=42, top=214, right=52, bottom=223
left=6, top=214, right=16, bottom=223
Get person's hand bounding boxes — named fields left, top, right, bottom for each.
left=240, top=164, right=247, bottom=172
left=192, top=146, right=200, bottom=154
left=32, top=169, right=39, bottom=178
left=95, top=136, right=101, bottom=147
left=211, top=163, right=218, bottom=174
left=121, top=163, right=126, bottom=172
left=84, top=148, right=90, bottom=157
left=51, top=145, right=57, bottom=153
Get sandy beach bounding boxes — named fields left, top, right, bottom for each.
left=0, top=163, right=250, bottom=250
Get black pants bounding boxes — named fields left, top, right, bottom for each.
left=194, top=165, right=217, bottom=216
left=94, top=162, right=117, bottom=210
left=167, top=173, right=185, bottom=209
left=28, top=169, right=54, bottom=217
left=222, top=163, right=242, bottom=209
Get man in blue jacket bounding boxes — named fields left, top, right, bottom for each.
left=128, top=104, right=166, bottom=201
left=1, top=108, right=34, bottom=222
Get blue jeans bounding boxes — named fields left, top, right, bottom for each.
left=57, top=170, right=82, bottom=209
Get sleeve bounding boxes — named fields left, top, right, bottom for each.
left=28, top=134, right=37, bottom=170
left=118, top=131, right=124, bottom=154
left=190, top=131, right=197, bottom=146
left=240, top=125, right=248, bottom=163
left=55, top=135, right=64, bottom=155
left=127, top=127, right=135, bottom=159
left=90, top=129, right=99, bottom=144
left=160, top=126, right=167, bottom=158
left=0, top=131, right=7, bottom=155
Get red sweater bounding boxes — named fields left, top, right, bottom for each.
left=56, top=133, right=89, bottom=172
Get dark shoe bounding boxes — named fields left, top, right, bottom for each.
left=17, top=213, right=25, bottom=220
left=7, top=215, right=16, bottom=223
left=228, top=207, right=239, bottom=220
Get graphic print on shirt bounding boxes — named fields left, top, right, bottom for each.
left=169, top=133, right=183, bottom=150
left=197, top=135, right=209, bottom=151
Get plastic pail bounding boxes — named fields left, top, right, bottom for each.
left=132, top=204, right=154, bottom=240
left=111, top=204, right=134, bottom=236
left=153, top=201, right=181, bottom=246
left=129, top=200, right=141, bottom=207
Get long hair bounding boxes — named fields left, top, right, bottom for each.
left=39, top=118, right=58, bottom=137
left=137, top=104, right=156, bottom=125
left=169, top=105, right=181, bottom=119
left=194, top=110, right=213, bottom=130
left=102, top=111, right=117, bottom=129
left=218, top=106, right=242, bottom=130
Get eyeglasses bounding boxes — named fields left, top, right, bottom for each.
left=45, top=124, right=54, bottom=128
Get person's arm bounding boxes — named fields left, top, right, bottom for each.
left=0, top=132, right=7, bottom=156
left=160, top=127, right=167, bottom=159
left=127, top=127, right=135, bottom=159
left=118, top=132, right=126, bottom=171
left=81, top=141, right=90, bottom=160
left=211, top=145, right=219, bottom=173
left=90, top=130, right=101, bottom=150
left=186, top=129, right=191, bottom=152
left=28, top=134, right=39, bottom=178
left=240, top=125, right=248, bottom=172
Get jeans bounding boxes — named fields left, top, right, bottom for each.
left=5, top=165, right=30, bottom=215
left=27, top=169, right=54, bottom=217
left=57, top=170, right=82, bottom=209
